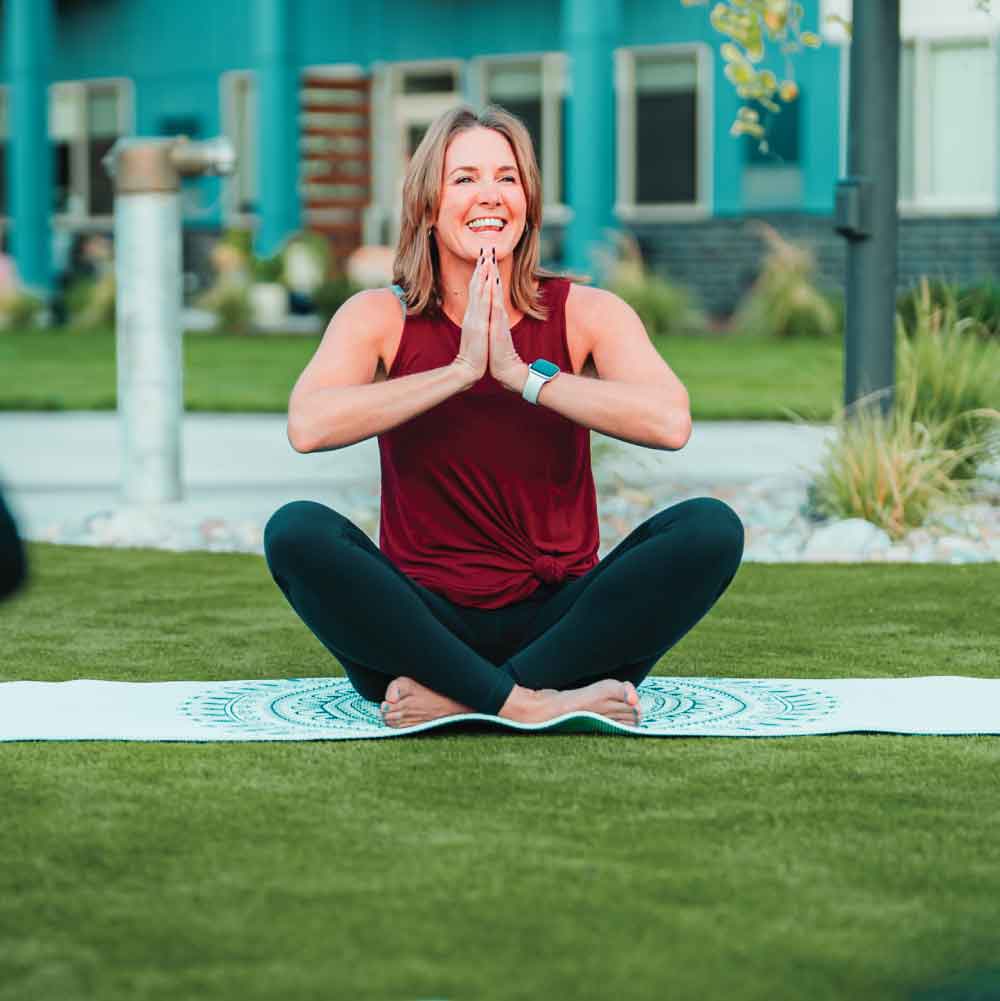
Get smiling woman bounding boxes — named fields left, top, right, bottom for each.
left=265, top=103, right=743, bottom=735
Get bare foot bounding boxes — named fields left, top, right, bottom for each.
left=380, top=676, right=474, bottom=728
left=500, top=680, right=642, bottom=727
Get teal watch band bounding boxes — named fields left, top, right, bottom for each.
left=522, top=358, right=560, bottom=405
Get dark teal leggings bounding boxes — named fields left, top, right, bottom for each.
left=263, top=497, right=744, bottom=716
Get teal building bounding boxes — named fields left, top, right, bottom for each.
left=2, top=0, right=999, bottom=319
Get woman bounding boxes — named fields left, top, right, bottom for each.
left=264, top=105, right=744, bottom=729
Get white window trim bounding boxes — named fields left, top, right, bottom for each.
left=839, top=32, right=998, bottom=217
left=902, top=33, right=997, bottom=216
left=1, top=76, right=133, bottom=228
left=369, top=58, right=464, bottom=247
left=823, top=0, right=1000, bottom=45
left=471, top=50, right=572, bottom=226
left=614, top=43, right=713, bottom=223
left=220, top=69, right=257, bottom=229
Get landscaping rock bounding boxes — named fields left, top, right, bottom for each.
left=801, top=518, right=893, bottom=562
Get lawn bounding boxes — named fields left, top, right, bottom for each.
left=2, top=542, right=999, bottom=1001
left=0, top=327, right=844, bottom=421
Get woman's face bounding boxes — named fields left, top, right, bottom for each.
left=434, top=126, right=528, bottom=265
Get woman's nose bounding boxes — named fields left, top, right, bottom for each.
left=479, top=182, right=502, bottom=204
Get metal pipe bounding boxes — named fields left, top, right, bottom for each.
left=103, top=137, right=235, bottom=506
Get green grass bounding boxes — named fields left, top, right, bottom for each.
left=3, top=543, right=1000, bottom=1000
left=0, top=327, right=844, bottom=420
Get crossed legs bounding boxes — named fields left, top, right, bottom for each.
left=263, top=497, right=744, bottom=721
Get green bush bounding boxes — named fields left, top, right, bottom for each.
left=0, top=289, right=44, bottom=330
left=895, top=277, right=1000, bottom=480
left=597, top=232, right=708, bottom=336
left=805, top=379, right=982, bottom=541
left=806, top=277, right=1000, bottom=536
left=730, top=221, right=841, bottom=339
left=212, top=284, right=253, bottom=335
left=312, top=277, right=364, bottom=327
left=252, top=254, right=284, bottom=283
left=65, top=274, right=116, bottom=331
left=896, top=277, right=1000, bottom=341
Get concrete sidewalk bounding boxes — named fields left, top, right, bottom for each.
left=0, top=412, right=838, bottom=538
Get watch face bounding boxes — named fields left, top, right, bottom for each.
left=530, top=359, right=560, bottom=378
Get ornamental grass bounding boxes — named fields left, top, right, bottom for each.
left=896, top=277, right=1000, bottom=480
left=807, top=281, right=1000, bottom=539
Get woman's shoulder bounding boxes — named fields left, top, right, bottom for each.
left=564, top=281, right=635, bottom=336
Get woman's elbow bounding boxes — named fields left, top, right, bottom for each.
left=661, top=398, right=692, bottom=451
left=287, top=417, right=313, bottom=454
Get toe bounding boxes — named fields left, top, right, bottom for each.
left=386, top=677, right=414, bottom=704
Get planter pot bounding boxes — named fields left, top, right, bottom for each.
left=250, top=282, right=289, bottom=326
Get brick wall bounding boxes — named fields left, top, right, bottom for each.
left=620, top=212, right=1000, bottom=324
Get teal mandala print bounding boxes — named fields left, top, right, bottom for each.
left=178, top=676, right=838, bottom=738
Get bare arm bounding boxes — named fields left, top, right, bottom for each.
left=287, top=289, right=475, bottom=454
left=547, top=285, right=692, bottom=451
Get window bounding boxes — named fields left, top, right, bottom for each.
left=898, top=38, right=996, bottom=212
left=0, top=79, right=130, bottom=221
left=480, top=54, right=568, bottom=212
left=51, top=81, right=129, bottom=219
left=221, top=72, right=258, bottom=219
left=615, top=45, right=712, bottom=220
left=741, top=88, right=803, bottom=209
left=743, top=93, right=800, bottom=166
left=394, top=63, right=462, bottom=163
left=370, top=60, right=462, bottom=244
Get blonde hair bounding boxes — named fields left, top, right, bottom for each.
left=392, top=104, right=583, bottom=320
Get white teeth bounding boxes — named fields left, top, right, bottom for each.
left=467, top=218, right=505, bottom=231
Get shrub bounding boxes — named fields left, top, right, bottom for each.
left=596, top=232, right=709, bottom=337
left=211, top=284, right=253, bottom=335
left=896, top=277, right=1000, bottom=341
left=252, top=254, right=284, bottom=283
left=65, top=274, right=116, bottom=331
left=806, top=381, right=986, bottom=542
left=806, top=279, right=1000, bottom=536
left=0, top=289, right=44, bottom=330
left=896, top=277, right=1000, bottom=480
left=730, top=221, right=841, bottom=339
left=312, top=276, right=364, bottom=327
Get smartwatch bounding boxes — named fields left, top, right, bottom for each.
left=522, top=358, right=561, bottom=405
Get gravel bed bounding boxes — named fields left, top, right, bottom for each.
left=28, top=474, right=1000, bottom=565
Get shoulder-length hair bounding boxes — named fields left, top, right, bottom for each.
left=392, top=104, right=585, bottom=320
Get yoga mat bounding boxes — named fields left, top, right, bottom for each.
left=0, top=676, right=998, bottom=742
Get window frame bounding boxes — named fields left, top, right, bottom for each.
left=369, top=57, right=464, bottom=247
left=898, top=33, right=998, bottom=216
left=220, top=69, right=258, bottom=228
left=828, top=2, right=1000, bottom=217
left=614, top=42, right=713, bottom=223
left=0, top=75, right=133, bottom=228
left=472, top=51, right=571, bottom=225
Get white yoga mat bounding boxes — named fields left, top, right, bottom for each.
left=0, top=676, right=998, bottom=741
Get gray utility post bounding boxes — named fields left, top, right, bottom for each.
left=102, top=137, right=235, bottom=505
left=834, top=0, right=901, bottom=418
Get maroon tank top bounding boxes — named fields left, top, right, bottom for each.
left=377, top=276, right=600, bottom=609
